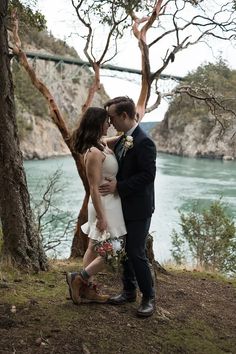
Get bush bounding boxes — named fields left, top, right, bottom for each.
left=171, top=200, right=236, bottom=275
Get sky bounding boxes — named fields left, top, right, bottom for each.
left=35, top=0, right=236, bottom=122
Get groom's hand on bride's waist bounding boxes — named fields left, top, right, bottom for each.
left=99, top=178, right=117, bottom=196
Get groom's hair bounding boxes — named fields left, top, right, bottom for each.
left=104, top=96, right=136, bottom=120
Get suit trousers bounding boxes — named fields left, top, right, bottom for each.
left=122, top=217, right=155, bottom=299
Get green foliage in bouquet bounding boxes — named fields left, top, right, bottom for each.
left=94, top=237, right=127, bottom=273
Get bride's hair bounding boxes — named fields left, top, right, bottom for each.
left=72, top=107, right=108, bottom=154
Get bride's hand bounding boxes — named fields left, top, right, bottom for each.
left=96, top=217, right=107, bottom=232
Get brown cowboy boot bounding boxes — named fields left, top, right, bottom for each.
left=80, top=282, right=109, bottom=303
left=66, top=273, right=88, bottom=304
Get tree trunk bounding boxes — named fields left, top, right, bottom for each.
left=70, top=153, right=89, bottom=257
left=0, top=0, right=48, bottom=271
left=146, top=234, right=167, bottom=278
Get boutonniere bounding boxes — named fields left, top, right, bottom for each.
left=122, top=135, right=134, bottom=152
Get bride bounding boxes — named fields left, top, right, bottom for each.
left=66, top=107, right=126, bottom=304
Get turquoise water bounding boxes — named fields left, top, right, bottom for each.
left=24, top=154, right=236, bottom=262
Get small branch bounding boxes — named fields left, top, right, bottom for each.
left=145, top=92, right=162, bottom=114
left=171, top=84, right=236, bottom=130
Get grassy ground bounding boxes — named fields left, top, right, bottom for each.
left=0, top=260, right=235, bottom=354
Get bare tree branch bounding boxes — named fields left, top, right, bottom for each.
left=11, top=9, right=71, bottom=145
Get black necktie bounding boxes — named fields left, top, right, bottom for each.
left=116, top=136, right=125, bottom=161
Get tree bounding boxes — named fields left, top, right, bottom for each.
left=10, top=0, right=236, bottom=259
left=71, top=0, right=236, bottom=118
left=0, top=0, right=47, bottom=271
left=171, top=200, right=236, bottom=274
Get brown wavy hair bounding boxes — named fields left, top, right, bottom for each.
left=104, top=96, right=136, bottom=119
left=72, top=107, right=108, bottom=154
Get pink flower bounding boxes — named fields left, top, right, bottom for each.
left=103, top=242, right=113, bottom=252
left=96, top=246, right=105, bottom=257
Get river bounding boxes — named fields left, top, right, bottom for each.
left=24, top=154, right=236, bottom=262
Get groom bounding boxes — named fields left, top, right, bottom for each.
left=100, top=96, right=156, bottom=317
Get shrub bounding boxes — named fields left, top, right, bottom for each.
left=171, top=200, right=236, bottom=275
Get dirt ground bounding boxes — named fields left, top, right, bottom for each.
left=0, top=260, right=235, bottom=354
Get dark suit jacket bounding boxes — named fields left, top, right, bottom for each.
left=115, top=125, right=156, bottom=221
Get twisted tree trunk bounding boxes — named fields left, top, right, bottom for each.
left=0, top=0, right=48, bottom=271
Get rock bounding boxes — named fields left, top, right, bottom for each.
left=10, top=305, right=16, bottom=313
left=223, top=155, right=234, bottom=161
left=35, top=338, right=42, bottom=346
left=152, top=111, right=236, bottom=160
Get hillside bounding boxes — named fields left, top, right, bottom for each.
left=13, top=29, right=109, bottom=159
left=0, top=261, right=235, bottom=353
left=151, top=61, right=236, bottom=160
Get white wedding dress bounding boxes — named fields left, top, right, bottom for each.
left=81, top=147, right=127, bottom=245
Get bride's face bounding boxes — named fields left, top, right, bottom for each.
left=102, top=117, right=110, bottom=136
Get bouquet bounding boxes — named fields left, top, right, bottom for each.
left=94, top=233, right=126, bottom=272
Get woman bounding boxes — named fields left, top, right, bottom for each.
left=66, top=107, right=126, bottom=304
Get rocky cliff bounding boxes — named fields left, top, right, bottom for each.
left=151, top=62, right=236, bottom=160
left=13, top=30, right=109, bottom=160
left=152, top=110, right=236, bottom=160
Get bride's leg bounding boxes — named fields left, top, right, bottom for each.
left=80, top=256, right=108, bottom=302
left=83, top=239, right=97, bottom=268
left=67, top=240, right=108, bottom=303
left=84, top=255, right=105, bottom=277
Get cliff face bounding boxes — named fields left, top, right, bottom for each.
left=150, top=58, right=236, bottom=160
left=19, top=111, right=70, bottom=160
left=14, top=32, right=109, bottom=160
left=151, top=110, right=236, bottom=160
left=151, top=61, right=236, bottom=160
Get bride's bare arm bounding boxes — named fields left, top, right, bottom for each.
left=85, top=148, right=107, bottom=232
left=104, top=135, right=121, bottom=150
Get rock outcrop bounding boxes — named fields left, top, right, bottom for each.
left=151, top=107, right=236, bottom=160
left=14, top=36, right=109, bottom=160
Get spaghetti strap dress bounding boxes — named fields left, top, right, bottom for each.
left=81, top=147, right=127, bottom=245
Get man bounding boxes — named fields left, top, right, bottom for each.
left=100, top=96, right=157, bottom=317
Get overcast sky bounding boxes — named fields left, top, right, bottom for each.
left=36, top=0, right=236, bottom=122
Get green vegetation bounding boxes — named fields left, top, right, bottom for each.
left=171, top=200, right=236, bottom=275
left=168, top=59, right=236, bottom=128
left=8, top=0, right=46, bottom=32
left=22, top=28, right=79, bottom=57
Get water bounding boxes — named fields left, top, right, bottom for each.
left=24, top=154, right=236, bottom=262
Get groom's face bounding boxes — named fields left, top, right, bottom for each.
left=108, top=104, right=125, bottom=132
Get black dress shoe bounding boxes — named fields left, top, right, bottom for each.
left=108, top=291, right=137, bottom=305
left=136, top=297, right=155, bottom=317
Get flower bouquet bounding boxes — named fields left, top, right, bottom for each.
left=94, top=233, right=126, bottom=272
